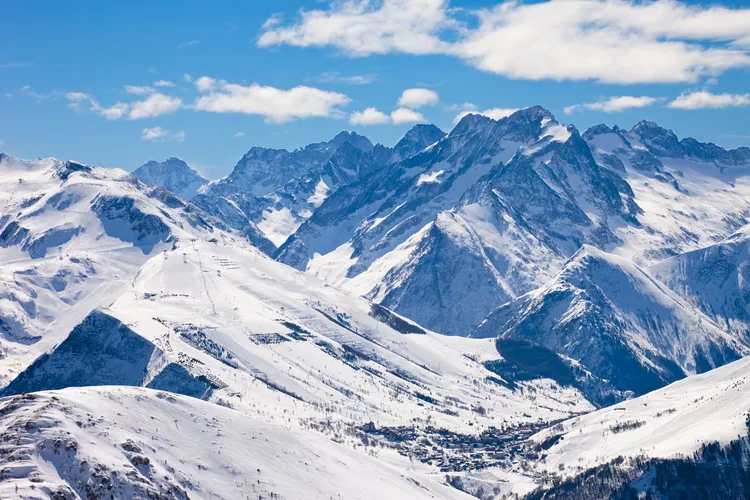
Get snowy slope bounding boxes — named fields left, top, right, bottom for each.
left=0, top=154, right=237, bottom=387
left=132, top=157, right=208, bottom=200
left=3, top=235, right=593, bottom=432
left=0, top=386, right=471, bottom=500
left=532, top=354, right=750, bottom=476
left=651, top=223, right=750, bottom=341
left=473, top=246, right=747, bottom=395
left=584, top=122, right=750, bottom=264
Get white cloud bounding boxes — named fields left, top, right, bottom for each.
left=128, top=93, right=183, bottom=119
left=349, top=107, right=391, bottom=125
left=195, top=76, right=217, bottom=92
left=397, top=88, right=439, bottom=108
left=183, top=73, right=193, bottom=83
left=67, top=91, right=182, bottom=120
left=66, top=92, right=130, bottom=120
left=153, top=80, right=176, bottom=88
left=350, top=106, right=427, bottom=125
left=391, top=107, right=425, bottom=124
left=233, top=131, right=245, bottom=138
left=564, top=96, right=660, bottom=115
left=141, top=127, right=185, bottom=143
left=452, top=105, right=518, bottom=123
left=178, top=40, right=200, bottom=49
left=259, top=0, right=750, bottom=84
left=316, top=72, right=377, bottom=85
left=125, top=85, right=155, bottom=96
left=258, top=0, right=454, bottom=56
left=668, top=91, right=750, bottom=110
left=192, top=77, right=351, bottom=123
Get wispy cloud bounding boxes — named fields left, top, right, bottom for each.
left=141, top=126, right=185, bottom=142
left=0, top=61, right=35, bottom=69
left=66, top=92, right=130, bottom=120
left=153, top=80, right=176, bottom=88
left=232, top=131, right=245, bottom=138
left=564, top=96, right=661, bottom=115
left=125, top=85, right=156, bottom=96
left=20, top=85, right=63, bottom=102
left=668, top=91, right=750, bottom=110
left=258, top=0, right=750, bottom=84
left=65, top=91, right=182, bottom=120
left=178, top=40, right=200, bottom=49
left=315, top=72, right=378, bottom=85
left=192, top=76, right=351, bottom=123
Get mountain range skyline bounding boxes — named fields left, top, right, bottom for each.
left=109, top=112, right=750, bottom=180
left=3, top=0, right=750, bottom=179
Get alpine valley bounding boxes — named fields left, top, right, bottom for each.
left=3, top=107, right=750, bottom=499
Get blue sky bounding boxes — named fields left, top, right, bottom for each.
left=2, top=0, right=749, bottom=178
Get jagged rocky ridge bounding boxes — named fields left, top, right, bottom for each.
left=278, top=106, right=750, bottom=343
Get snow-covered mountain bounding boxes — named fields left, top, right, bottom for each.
left=3, top=108, right=750, bottom=498
left=364, top=123, right=641, bottom=337
left=393, top=123, right=447, bottom=160
left=651, top=223, right=750, bottom=342
left=0, top=387, right=470, bottom=500
left=0, top=152, right=609, bottom=497
left=584, top=121, right=750, bottom=262
left=0, top=154, right=239, bottom=388
left=0, top=153, right=609, bottom=497
left=132, top=157, right=208, bottom=200
left=276, top=107, right=640, bottom=336
left=522, top=354, right=750, bottom=498
left=275, top=108, right=750, bottom=343
left=192, top=131, right=403, bottom=247
left=2, top=233, right=593, bottom=428
left=473, top=245, right=746, bottom=395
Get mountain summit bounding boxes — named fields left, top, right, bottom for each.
left=132, top=157, right=208, bottom=200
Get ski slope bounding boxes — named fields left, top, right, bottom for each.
left=532, top=354, right=750, bottom=477
left=0, top=386, right=471, bottom=500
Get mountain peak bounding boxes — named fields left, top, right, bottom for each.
left=450, top=113, right=495, bottom=137
left=630, top=120, right=685, bottom=158
left=133, top=157, right=207, bottom=200
left=330, top=131, right=374, bottom=152
left=394, top=123, right=446, bottom=158
left=582, top=124, right=616, bottom=141
left=510, top=105, right=555, bottom=123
